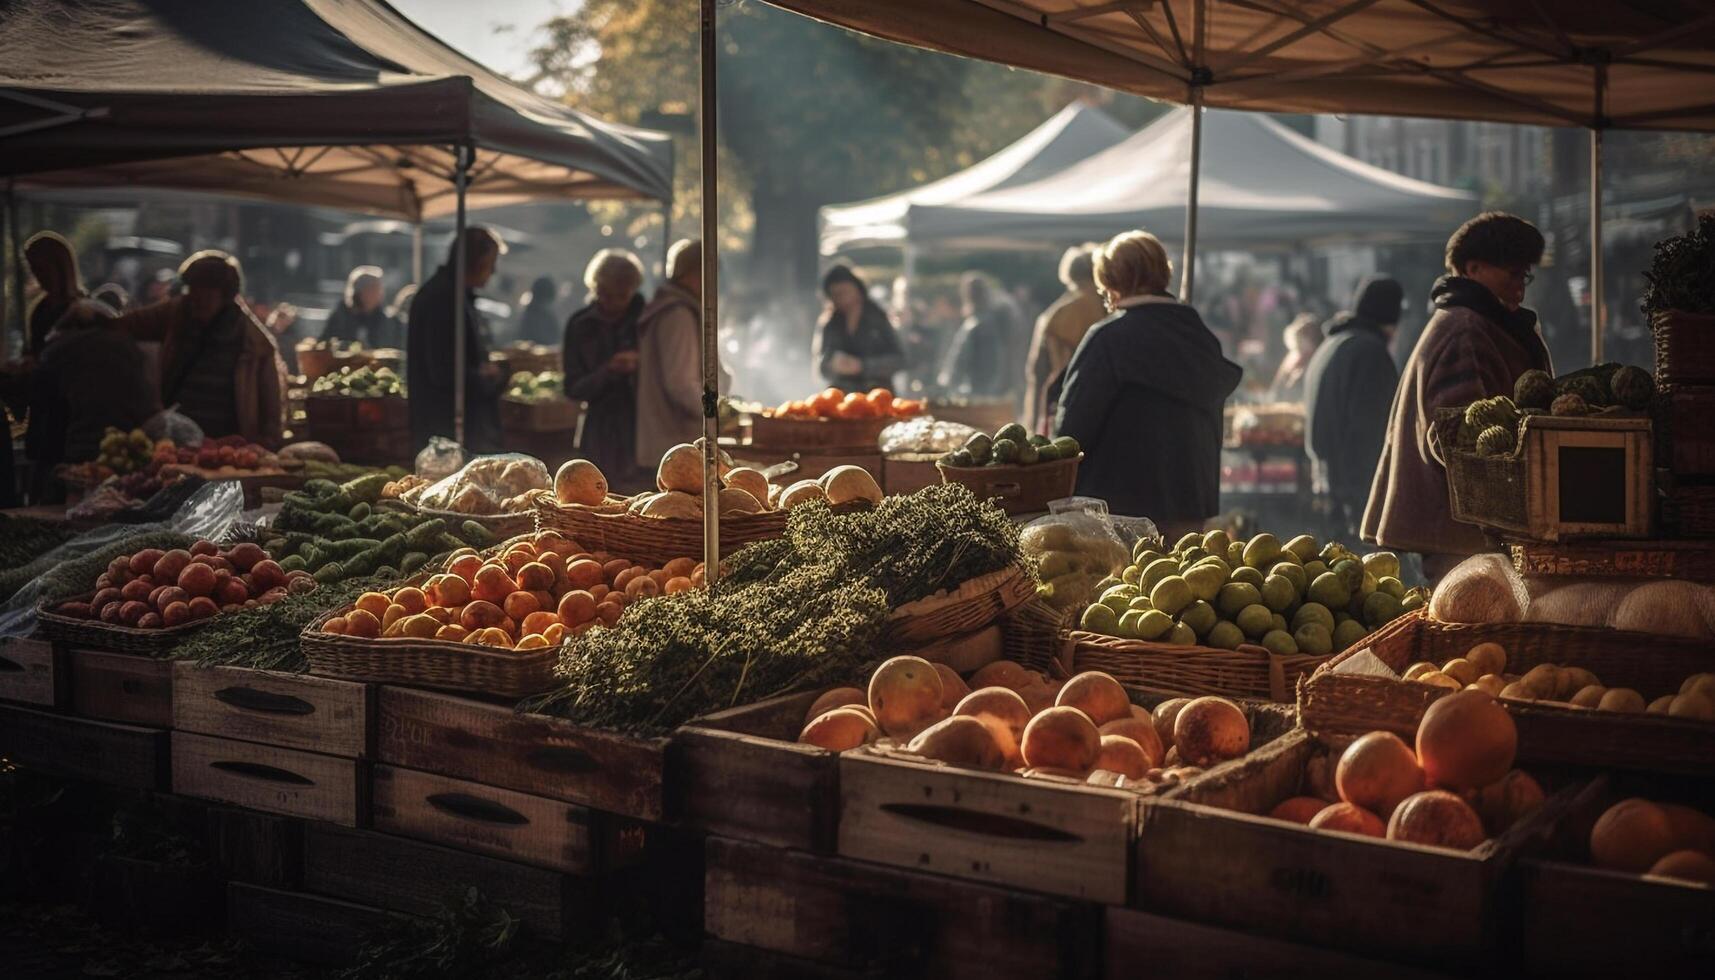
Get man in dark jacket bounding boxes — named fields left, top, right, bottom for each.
left=408, top=227, right=506, bottom=453
left=26, top=301, right=162, bottom=499
left=1304, top=276, right=1403, bottom=540
left=1363, top=213, right=1551, bottom=580
left=938, top=273, right=1022, bottom=400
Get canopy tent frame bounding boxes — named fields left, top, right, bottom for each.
left=700, top=0, right=723, bottom=583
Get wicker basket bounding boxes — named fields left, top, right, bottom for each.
left=1433, top=409, right=1529, bottom=534
left=1510, top=537, right=1715, bottom=582
left=1653, top=384, right=1715, bottom=476
left=747, top=414, right=892, bottom=452
left=937, top=454, right=1082, bottom=516
left=1652, top=310, right=1715, bottom=386
left=532, top=495, right=790, bottom=565
left=34, top=593, right=207, bottom=656
left=1663, top=483, right=1715, bottom=538
left=1298, top=609, right=1715, bottom=775
left=1056, top=630, right=1332, bottom=703
left=881, top=564, right=1035, bottom=646
left=1000, top=596, right=1075, bottom=677
left=300, top=583, right=558, bottom=699
left=881, top=452, right=944, bottom=495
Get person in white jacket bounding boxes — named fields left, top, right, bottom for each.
left=634, top=239, right=729, bottom=468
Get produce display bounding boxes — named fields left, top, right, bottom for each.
left=264, top=473, right=498, bottom=585
left=85, top=426, right=155, bottom=476
left=1587, top=796, right=1715, bottom=883
left=317, top=530, right=703, bottom=648
left=877, top=417, right=979, bottom=454
left=769, top=386, right=924, bottom=420
left=800, top=662, right=1242, bottom=789
left=1394, top=641, right=1715, bottom=720
left=310, top=364, right=405, bottom=398
left=939, top=423, right=1080, bottom=468
left=1019, top=512, right=1130, bottom=611
left=504, top=370, right=565, bottom=401
left=1429, top=553, right=1715, bottom=639
left=49, top=540, right=316, bottom=629
left=403, top=454, right=551, bottom=515
left=62, top=432, right=282, bottom=487
left=1258, top=691, right=1542, bottom=850
left=1227, top=403, right=1305, bottom=449
left=1077, top=529, right=1427, bottom=654
left=549, top=445, right=883, bottom=519
left=530, top=484, right=1021, bottom=734
left=0, top=515, right=78, bottom=601
left=1458, top=363, right=1655, bottom=458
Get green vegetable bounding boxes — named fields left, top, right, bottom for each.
left=313, top=561, right=347, bottom=584
left=400, top=551, right=430, bottom=574
left=404, top=518, right=448, bottom=551
left=279, top=554, right=307, bottom=573
left=460, top=521, right=494, bottom=547
left=349, top=502, right=372, bottom=522
left=341, top=472, right=392, bottom=504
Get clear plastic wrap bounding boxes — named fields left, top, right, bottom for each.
left=415, top=436, right=466, bottom=482
left=1018, top=505, right=1132, bottom=611
left=404, top=452, right=551, bottom=514
left=879, top=418, right=980, bottom=454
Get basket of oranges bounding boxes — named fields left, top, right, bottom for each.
left=751, top=387, right=925, bottom=452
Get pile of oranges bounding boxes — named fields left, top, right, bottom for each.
left=773, top=387, right=924, bottom=421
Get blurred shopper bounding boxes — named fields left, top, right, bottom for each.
left=408, top=227, right=507, bottom=453
left=1267, top=313, right=1325, bottom=402
left=563, top=250, right=646, bottom=484
left=107, top=251, right=286, bottom=448
left=1364, top=213, right=1551, bottom=579
left=1055, top=231, right=1240, bottom=538
left=814, top=265, right=903, bottom=392
left=938, top=273, right=1022, bottom=400
left=517, top=276, right=561, bottom=348
left=388, top=284, right=418, bottom=327
left=92, top=282, right=130, bottom=312
left=27, top=296, right=161, bottom=494
left=1304, top=276, right=1403, bottom=540
left=1025, top=244, right=1105, bottom=434
left=635, top=239, right=728, bottom=468
left=23, top=231, right=86, bottom=356
left=322, top=266, right=401, bottom=348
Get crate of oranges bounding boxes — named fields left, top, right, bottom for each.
left=750, top=387, right=925, bottom=452
left=300, top=530, right=702, bottom=698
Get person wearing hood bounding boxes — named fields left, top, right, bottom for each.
left=517, top=275, right=561, bottom=347
left=563, top=250, right=645, bottom=485
left=634, top=239, right=728, bottom=468
left=407, top=226, right=507, bottom=453
left=322, top=266, right=401, bottom=349
left=814, top=265, right=903, bottom=392
left=1304, top=276, right=1403, bottom=540
left=1363, top=213, right=1551, bottom=579
left=22, top=231, right=86, bottom=356
left=1054, top=230, right=1242, bottom=537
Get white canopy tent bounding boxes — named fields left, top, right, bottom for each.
left=819, top=102, right=1130, bottom=254
left=878, top=107, right=1477, bottom=251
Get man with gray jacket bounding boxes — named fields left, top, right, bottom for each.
left=634, top=239, right=728, bottom=468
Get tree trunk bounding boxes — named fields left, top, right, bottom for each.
left=747, top=188, right=820, bottom=300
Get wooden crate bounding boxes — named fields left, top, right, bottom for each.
left=302, top=823, right=586, bottom=942
left=670, top=691, right=841, bottom=852
left=206, top=805, right=304, bottom=889
left=705, top=836, right=1103, bottom=979
left=748, top=414, right=891, bottom=453
left=1135, top=728, right=1578, bottom=968
left=0, top=636, right=66, bottom=709
left=171, top=732, right=366, bottom=826
left=0, top=702, right=168, bottom=790
left=1509, top=536, right=1715, bottom=582
left=68, top=648, right=174, bottom=728
left=1104, top=907, right=1457, bottom=980
left=1442, top=412, right=1653, bottom=541
left=173, top=663, right=372, bottom=759
left=376, top=686, right=665, bottom=821
left=228, top=882, right=406, bottom=967
left=881, top=452, right=943, bottom=495
left=370, top=764, right=636, bottom=875
left=1517, top=774, right=1715, bottom=975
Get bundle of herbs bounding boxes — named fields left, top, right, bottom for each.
left=172, top=572, right=405, bottom=672
left=1643, top=211, right=1715, bottom=318
left=530, top=484, right=1023, bottom=735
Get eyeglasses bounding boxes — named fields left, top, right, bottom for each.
left=1512, top=268, right=1535, bottom=286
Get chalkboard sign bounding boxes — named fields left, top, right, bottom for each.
left=1558, top=445, right=1627, bottom=524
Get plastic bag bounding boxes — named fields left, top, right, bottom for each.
left=1018, top=506, right=1132, bottom=611
left=0, top=480, right=243, bottom=639
left=879, top=418, right=979, bottom=454
left=405, top=452, right=551, bottom=515
left=1428, top=553, right=1528, bottom=624
left=415, top=436, right=466, bottom=482
left=144, top=408, right=205, bottom=448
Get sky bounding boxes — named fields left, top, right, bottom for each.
left=391, top=0, right=568, bottom=81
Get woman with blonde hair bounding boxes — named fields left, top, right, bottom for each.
left=1053, top=230, right=1241, bottom=536
left=322, top=265, right=400, bottom=348
left=563, top=248, right=647, bottom=484
left=23, top=231, right=86, bottom=354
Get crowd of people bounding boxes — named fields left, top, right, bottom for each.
left=2, top=205, right=1571, bottom=583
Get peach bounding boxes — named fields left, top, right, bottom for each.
left=1056, top=671, right=1131, bottom=726
left=178, top=562, right=216, bottom=598
left=435, top=624, right=469, bottom=642
left=472, top=565, right=518, bottom=604
left=1387, top=790, right=1487, bottom=850
left=663, top=557, right=697, bottom=579
left=625, top=575, right=661, bottom=600
left=561, top=559, right=603, bottom=591
left=969, top=660, right=1032, bottom=692
left=1094, top=734, right=1151, bottom=779
left=665, top=576, right=695, bottom=594
left=557, top=590, right=598, bottom=626
left=1269, top=796, right=1329, bottom=824
left=344, top=609, right=381, bottom=638
left=1416, top=691, right=1516, bottom=791
left=355, top=591, right=391, bottom=618
left=1310, top=802, right=1386, bottom=837
left=1020, top=706, right=1101, bottom=772
left=393, top=587, right=428, bottom=615
left=1336, top=731, right=1426, bottom=819
left=932, top=664, right=970, bottom=709
left=805, top=687, right=868, bottom=725
left=1590, top=798, right=1678, bottom=872
left=447, top=554, right=483, bottom=585
left=516, top=633, right=550, bottom=650
left=460, top=600, right=506, bottom=631
left=908, top=715, right=1006, bottom=770
left=503, top=591, right=540, bottom=622
left=868, top=656, right=945, bottom=739
left=1099, top=717, right=1164, bottom=768
left=516, top=562, right=555, bottom=593
left=1648, top=850, right=1715, bottom=884
left=542, top=623, right=567, bottom=645
left=425, top=575, right=470, bottom=608
left=1172, top=697, right=1250, bottom=767
left=152, top=549, right=192, bottom=583
left=601, top=558, right=631, bottom=584
left=954, top=687, right=1031, bottom=738
left=381, top=603, right=409, bottom=631
left=320, top=614, right=347, bottom=635
left=595, top=601, right=623, bottom=626
left=187, top=596, right=219, bottom=620
left=1472, top=769, right=1544, bottom=835
left=1153, top=697, right=1191, bottom=750
left=800, top=707, right=881, bottom=752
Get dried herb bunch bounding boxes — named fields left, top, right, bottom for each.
left=173, top=572, right=404, bottom=672
left=1643, top=212, right=1715, bottom=318
left=531, top=484, right=1022, bottom=735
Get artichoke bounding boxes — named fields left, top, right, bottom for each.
left=1476, top=424, right=1516, bottom=457
left=1610, top=365, right=1655, bottom=410
left=1551, top=393, right=1590, bottom=416
left=1513, top=370, right=1556, bottom=410
left=1558, top=374, right=1607, bottom=408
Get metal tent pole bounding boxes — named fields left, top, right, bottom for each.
left=412, top=222, right=424, bottom=284
left=660, top=199, right=673, bottom=279
left=1590, top=127, right=1604, bottom=365
left=1180, top=0, right=1208, bottom=303
left=453, top=144, right=471, bottom=448
left=699, top=0, right=721, bottom=585
left=4, top=181, right=19, bottom=361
